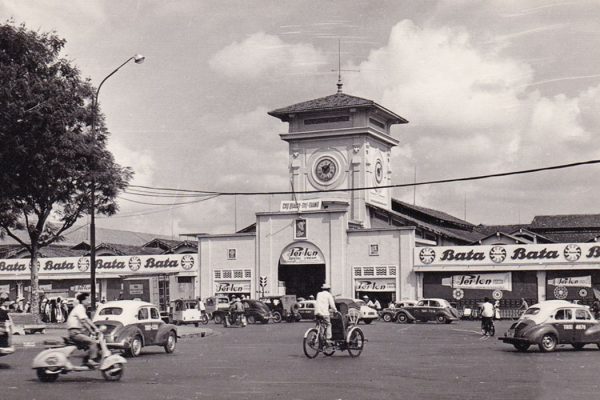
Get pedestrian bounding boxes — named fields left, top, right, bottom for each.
left=518, top=298, right=529, bottom=317
left=374, top=299, right=382, bottom=311
left=591, top=299, right=600, bottom=319
left=363, top=295, right=374, bottom=308
left=494, top=300, right=501, bottom=320
left=479, top=297, right=495, bottom=336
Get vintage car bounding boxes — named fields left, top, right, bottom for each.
left=92, top=300, right=178, bottom=357
left=242, top=299, right=272, bottom=324
left=297, top=300, right=317, bottom=320
left=169, top=298, right=206, bottom=326
left=0, top=319, right=15, bottom=357
left=205, top=295, right=231, bottom=324
left=260, top=295, right=301, bottom=322
left=380, top=300, right=418, bottom=322
left=395, top=298, right=460, bottom=324
left=354, top=299, right=379, bottom=324
left=499, top=300, right=600, bottom=352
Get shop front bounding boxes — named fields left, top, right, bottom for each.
left=0, top=254, right=199, bottom=306
left=353, top=265, right=397, bottom=306
left=414, top=242, right=600, bottom=315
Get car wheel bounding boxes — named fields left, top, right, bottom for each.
left=126, top=335, right=143, bottom=357
left=247, top=315, right=256, bottom=324
left=436, top=315, right=447, bottom=324
left=213, top=314, right=223, bottom=324
left=539, top=333, right=557, bottom=352
left=272, top=311, right=282, bottom=323
left=164, top=331, right=177, bottom=354
left=382, top=314, right=392, bottom=323
left=513, top=343, right=530, bottom=352
left=572, top=343, right=585, bottom=350
left=397, top=313, right=408, bottom=323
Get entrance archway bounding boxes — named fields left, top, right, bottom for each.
left=278, top=263, right=325, bottom=299
left=278, top=241, right=326, bottom=299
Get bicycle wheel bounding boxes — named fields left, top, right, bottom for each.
left=303, top=328, right=320, bottom=358
left=347, top=328, right=364, bottom=357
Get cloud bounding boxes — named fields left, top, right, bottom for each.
left=345, top=19, right=600, bottom=224
left=209, top=32, right=327, bottom=79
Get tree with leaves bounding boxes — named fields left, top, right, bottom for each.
left=0, top=21, right=132, bottom=320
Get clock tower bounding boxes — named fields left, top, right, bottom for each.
left=268, top=87, right=408, bottom=226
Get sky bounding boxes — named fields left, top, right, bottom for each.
left=3, top=0, right=600, bottom=238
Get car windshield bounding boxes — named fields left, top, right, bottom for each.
left=98, top=307, right=123, bottom=316
left=524, top=307, right=540, bottom=316
left=356, top=300, right=366, bottom=306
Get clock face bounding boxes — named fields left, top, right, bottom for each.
left=314, top=157, right=337, bottom=182
left=374, top=159, right=383, bottom=184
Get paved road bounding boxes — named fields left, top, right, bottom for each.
left=2, top=319, right=600, bottom=400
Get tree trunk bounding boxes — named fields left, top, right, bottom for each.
left=29, top=245, right=41, bottom=323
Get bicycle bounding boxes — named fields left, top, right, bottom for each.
left=302, top=311, right=365, bottom=358
left=481, top=317, right=495, bottom=337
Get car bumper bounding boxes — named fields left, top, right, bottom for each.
left=498, top=336, right=530, bottom=345
left=0, top=346, right=15, bottom=356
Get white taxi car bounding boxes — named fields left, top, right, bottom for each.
left=354, top=299, right=378, bottom=324
left=499, top=300, right=600, bottom=352
left=93, top=300, right=177, bottom=357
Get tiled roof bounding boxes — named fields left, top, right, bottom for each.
left=392, top=199, right=475, bottom=229
left=268, top=92, right=408, bottom=123
left=96, top=243, right=163, bottom=256
left=536, top=232, right=600, bottom=243
left=531, top=214, right=600, bottom=229
left=474, top=224, right=530, bottom=236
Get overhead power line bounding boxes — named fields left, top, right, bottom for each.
left=127, top=158, right=600, bottom=197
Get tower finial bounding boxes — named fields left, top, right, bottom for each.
left=336, top=39, right=343, bottom=93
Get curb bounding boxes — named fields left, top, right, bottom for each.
left=10, top=328, right=215, bottom=348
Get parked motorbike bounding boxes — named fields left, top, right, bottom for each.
left=32, top=328, right=126, bottom=382
left=223, top=311, right=247, bottom=328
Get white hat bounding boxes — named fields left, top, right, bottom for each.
left=321, top=283, right=331, bottom=290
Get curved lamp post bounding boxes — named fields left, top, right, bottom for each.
left=90, top=54, right=145, bottom=310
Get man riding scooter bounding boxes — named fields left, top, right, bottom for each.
left=66, top=292, right=100, bottom=367
left=228, top=297, right=245, bottom=326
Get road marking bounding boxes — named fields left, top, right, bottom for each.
left=451, top=328, right=481, bottom=334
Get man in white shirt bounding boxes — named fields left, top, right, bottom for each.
left=315, top=283, right=337, bottom=342
left=479, top=297, right=495, bottom=336
left=66, top=293, right=99, bottom=366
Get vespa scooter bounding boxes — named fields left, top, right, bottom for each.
left=32, top=328, right=126, bottom=382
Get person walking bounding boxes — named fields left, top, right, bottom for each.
left=494, top=300, right=501, bottom=320
left=479, top=297, right=495, bottom=336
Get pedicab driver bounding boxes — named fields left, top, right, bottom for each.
left=66, top=292, right=99, bottom=366
left=315, top=283, right=337, bottom=343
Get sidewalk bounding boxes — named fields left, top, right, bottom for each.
left=10, top=323, right=214, bottom=348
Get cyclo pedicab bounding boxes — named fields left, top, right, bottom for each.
left=303, top=308, right=365, bottom=358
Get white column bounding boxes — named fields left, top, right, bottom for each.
left=537, top=271, right=547, bottom=302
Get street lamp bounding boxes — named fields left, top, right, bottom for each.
left=89, top=54, right=145, bottom=310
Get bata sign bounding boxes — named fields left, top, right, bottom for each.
left=279, top=242, right=324, bottom=265
left=442, top=273, right=512, bottom=291
left=415, top=243, right=600, bottom=267
left=0, top=254, right=197, bottom=276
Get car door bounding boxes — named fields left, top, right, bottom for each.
left=552, top=308, right=574, bottom=343
left=147, top=307, right=163, bottom=344
left=428, top=300, right=441, bottom=322
left=412, top=300, right=428, bottom=321
left=573, top=308, right=595, bottom=343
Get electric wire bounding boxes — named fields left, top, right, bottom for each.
left=126, top=158, right=600, bottom=197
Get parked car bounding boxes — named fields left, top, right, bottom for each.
left=499, top=300, right=600, bottom=352
left=242, top=299, right=272, bottom=324
left=380, top=300, right=418, bottom=322
left=0, top=319, right=15, bottom=357
left=92, top=300, right=178, bottom=357
left=395, top=298, right=460, bottom=324
left=204, top=295, right=230, bottom=324
left=169, top=298, right=204, bottom=326
left=297, top=300, right=317, bottom=320
left=260, top=295, right=301, bottom=322
left=354, top=299, right=378, bottom=324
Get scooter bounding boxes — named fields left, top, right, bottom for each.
left=32, top=328, right=126, bottom=382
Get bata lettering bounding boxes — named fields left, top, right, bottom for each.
left=144, top=258, right=179, bottom=269
left=43, top=260, right=75, bottom=270
left=439, top=249, right=485, bottom=261
left=0, top=261, right=27, bottom=271
left=511, top=248, right=559, bottom=260
left=96, top=260, right=126, bottom=269
left=587, top=246, right=600, bottom=258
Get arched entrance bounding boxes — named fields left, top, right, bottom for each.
left=278, top=241, right=326, bottom=299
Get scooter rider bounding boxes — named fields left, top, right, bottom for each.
left=66, top=292, right=99, bottom=367
left=229, top=297, right=245, bottom=325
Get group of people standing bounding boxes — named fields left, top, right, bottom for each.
left=39, top=296, right=70, bottom=323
